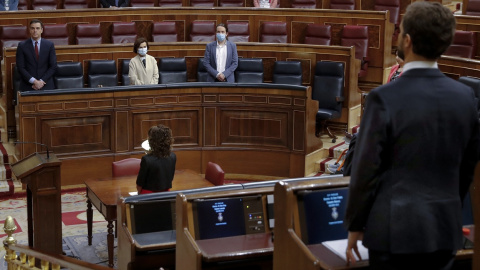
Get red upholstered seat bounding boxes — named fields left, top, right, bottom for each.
left=341, top=25, right=369, bottom=77
left=466, top=0, right=480, bottom=16
left=152, top=22, right=178, bottom=42
left=63, top=0, right=89, bottom=9
left=131, top=0, right=155, bottom=7
left=205, top=162, right=225, bottom=186
left=190, top=0, right=215, bottom=7
left=374, top=0, right=399, bottom=42
left=329, top=0, right=355, bottom=9
left=43, top=24, right=70, bottom=45
left=190, top=21, right=216, bottom=42
left=32, top=0, right=58, bottom=10
left=444, top=30, right=476, bottom=59
left=304, top=24, right=331, bottom=45
left=75, top=24, right=102, bottom=45
left=291, top=0, right=316, bottom=8
left=219, top=0, right=245, bottom=7
left=227, top=21, right=249, bottom=42
left=374, top=0, right=400, bottom=25
left=17, top=0, right=29, bottom=10
left=112, top=158, right=141, bottom=177
left=260, top=22, right=287, bottom=43
left=158, top=0, right=182, bottom=6
left=0, top=25, right=28, bottom=58
left=111, top=22, right=137, bottom=44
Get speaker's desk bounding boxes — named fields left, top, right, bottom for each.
left=84, top=169, right=213, bottom=267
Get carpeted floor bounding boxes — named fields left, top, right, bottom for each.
left=0, top=188, right=115, bottom=268
left=63, top=232, right=117, bottom=268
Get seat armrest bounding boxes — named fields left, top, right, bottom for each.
left=336, top=96, right=344, bottom=102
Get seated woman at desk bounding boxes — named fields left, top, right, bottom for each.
left=136, top=125, right=176, bottom=194
left=129, top=37, right=159, bottom=86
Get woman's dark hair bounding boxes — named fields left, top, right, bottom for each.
left=133, top=37, right=149, bottom=54
left=148, top=124, right=174, bottom=158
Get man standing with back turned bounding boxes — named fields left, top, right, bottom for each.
left=345, top=2, right=480, bottom=269
left=16, top=19, right=57, bottom=91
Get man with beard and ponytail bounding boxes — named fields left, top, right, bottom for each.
left=202, top=23, right=238, bottom=82
left=344, top=2, right=480, bottom=269
left=128, top=37, right=159, bottom=85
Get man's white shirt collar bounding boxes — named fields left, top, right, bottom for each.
left=402, top=61, right=438, bottom=73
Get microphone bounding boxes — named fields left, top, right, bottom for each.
left=14, top=141, right=50, bottom=159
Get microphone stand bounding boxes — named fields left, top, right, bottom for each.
left=14, top=141, right=50, bottom=159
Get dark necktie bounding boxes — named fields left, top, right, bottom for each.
left=35, top=41, right=39, bottom=59
left=142, top=59, right=146, bottom=67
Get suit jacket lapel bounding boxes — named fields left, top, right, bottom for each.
left=225, top=41, right=231, bottom=66
left=211, top=43, right=217, bottom=69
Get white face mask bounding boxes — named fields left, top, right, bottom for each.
left=216, top=33, right=226, bottom=42
left=138, top=48, right=148, bottom=56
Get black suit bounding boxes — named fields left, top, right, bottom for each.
left=136, top=153, right=176, bottom=191
left=345, top=68, right=480, bottom=255
left=16, top=38, right=57, bottom=91
left=100, top=0, right=129, bottom=7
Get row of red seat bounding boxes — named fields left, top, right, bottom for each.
left=0, top=21, right=370, bottom=64
left=9, top=0, right=399, bottom=14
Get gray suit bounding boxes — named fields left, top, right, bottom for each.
left=202, top=40, right=238, bottom=83
left=345, top=68, right=480, bottom=254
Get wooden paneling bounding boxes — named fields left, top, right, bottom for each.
left=4, top=43, right=359, bottom=137
left=16, top=85, right=322, bottom=184
left=219, top=109, right=289, bottom=149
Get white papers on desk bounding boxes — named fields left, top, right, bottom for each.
left=129, top=192, right=138, bottom=196
left=322, top=239, right=369, bottom=261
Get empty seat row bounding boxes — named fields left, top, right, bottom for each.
left=12, top=0, right=247, bottom=9
left=10, top=0, right=402, bottom=10
left=14, top=0, right=91, bottom=10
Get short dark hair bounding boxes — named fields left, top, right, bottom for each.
left=148, top=124, right=174, bottom=158
left=29, top=19, right=44, bottom=29
left=133, top=37, right=149, bottom=54
left=216, top=23, right=228, bottom=33
left=401, top=1, right=455, bottom=60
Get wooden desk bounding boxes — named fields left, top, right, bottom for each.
left=306, top=244, right=368, bottom=269
left=15, top=83, right=324, bottom=185
left=197, top=233, right=274, bottom=262
left=84, top=169, right=213, bottom=268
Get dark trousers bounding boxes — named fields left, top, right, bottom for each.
left=369, top=249, right=455, bottom=270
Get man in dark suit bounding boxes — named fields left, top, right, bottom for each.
left=100, top=0, right=129, bottom=8
left=16, top=19, right=57, bottom=91
left=345, top=2, right=480, bottom=269
left=203, top=23, right=238, bottom=83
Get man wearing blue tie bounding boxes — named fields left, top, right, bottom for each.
left=100, top=0, right=129, bottom=8
left=16, top=19, right=57, bottom=91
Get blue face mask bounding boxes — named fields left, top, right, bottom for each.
left=138, top=48, right=148, bottom=56
left=216, top=33, right=226, bottom=42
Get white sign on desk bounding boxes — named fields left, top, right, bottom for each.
left=322, top=239, right=369, bottom=261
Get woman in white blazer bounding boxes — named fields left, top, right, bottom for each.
left=128, top=37, right=159, bottom=85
